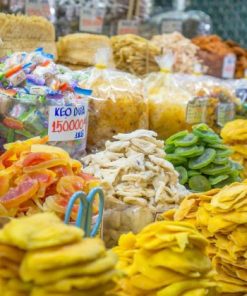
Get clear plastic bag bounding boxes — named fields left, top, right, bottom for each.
left=79, top=49, right=149, bottom=151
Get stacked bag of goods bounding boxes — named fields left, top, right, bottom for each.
left=57, top=34, right=115, bottom=70
left=0, top=13, right=57, bottom=59
left=165, top=124, right=243, bottom=192
left=221, top=119, right=247, bottom=178
left=163, top=181, right=247, bottom=295
left=113, top=220, right=217, bottom=296
left=82, top=129, right=188, bottom=247
left=0, top=137, right=98, bottom=218
left=0, top=213, right=119, bottom=296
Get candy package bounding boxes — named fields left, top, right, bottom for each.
left=0, top=49, right=91, bottom=158
left=79, top=48, right=148, bottom=151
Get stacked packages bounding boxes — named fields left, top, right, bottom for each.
left=0, top=213, right=119, bottom=296
left=164, top=182, right=247, bottom=295
left=113, top=220, right=217, bottom=296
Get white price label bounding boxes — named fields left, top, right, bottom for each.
left=161, top=19, right=182, bottom=34
left=117, top=20, right=139, bottom=35
left=25, top=0, right=51, bottom=19
left=79, top=7, right=105, bottom=33
left=222, top=54, right=236, bottom=79
left=48, top=104, right=88, bottom=142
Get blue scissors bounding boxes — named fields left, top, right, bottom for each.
left=64, top=187, right=104, bottom=237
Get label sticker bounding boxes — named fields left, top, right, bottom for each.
left=222, top=54, right=236, bottom=79
left=117, top=20, right=139, bottom=35
left=186, top=98, right=208, bottom=124
left=161, top=19, right=182, bottom=34
left=79, top=6, right=105, bottom=33
left=25, top=0, right=51, bottom=19
left=217, top=103, right=235, bottom=127
left=48, top=103, right=88, bottom=142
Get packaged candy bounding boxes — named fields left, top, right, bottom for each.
left=0, top=49, right=91, bottom=159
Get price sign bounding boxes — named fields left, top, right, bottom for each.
left=80, top=7, right=105, bottom=33
left=217, top=103, right=235, bottom=127
left=186, top=98, right=207, bottom=124
left=25, top=0, right=51, bottom=19
left=222, top=54, right=236, bottom=79
left=48, top=104, right=88, bottom=142
left=117, top=20, right=139, bottom=35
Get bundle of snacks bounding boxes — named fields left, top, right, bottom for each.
left=0, top=49, right=90, bottom=157
left=0, top=13, right=57, bottom=59
left=164, top=181, right=247, bottom=295
left=79, top=49, right=148, bottom=151
left=113, top=220, right=217, bottom=296
left=0, top=213, right=119, bottom=296
left=192, top=35, right=236, bottom=79
left=0, top=137, right=98, bottom=218
left=165, top=124, right=242, bottom=192
left=151, top=32, right=202, bottom=74
left=57, top=33, right=114, bottom=69
left=82, top=130, right=188, bottom=247
left=111, top=34, right=160, bottom=76
left=145, top=54, right=193, bottom=139
left=221, top=119, right=247, bottom=178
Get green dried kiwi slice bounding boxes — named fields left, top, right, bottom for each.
left=209, top=143, right=229, bottom=150
left=174, top=134, right=199, bottom=147
left=213, top=156, right=228, bottom=165
left=188, top=170, right=200, bottom=177
left=165, top=154, right=187, bottom=166
left=201, top=163, right=231, bottom=176
left=230, top=160, right=243, bottom=171
left=175, top=166, right=188, bottom=185
left=192, top=124, right=221, bottom=144
left=209, top=175, right=229, bottom=186
left=188, top=148, right=216, bottom=170
left=213, top=176, right=240, bottom=188
left=188, top=175, right=211, bottom=192
left=175, top=145, right=204, bottom=158
left=215, top=148, right=233, bottom=158
left=165, top=144, right=176, bottom=153
left=166, top=131, right=189, bottom=145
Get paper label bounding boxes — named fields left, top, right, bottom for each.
left=222, top=54, right=236, bottom=79
left=79, top=7, right=105, bottom=33
left=161, top=19, right=182, bottom=34
left=25, top=0, right=51, bottom=19
left=8, top=71, right=26, bottom=86
left=217, top=103, right=235, bottom=127
left=117, top=20, right=139, bottom=35
left=48, top=103, right=88, bottom=142
left=186, top=98, right=207, bottom=124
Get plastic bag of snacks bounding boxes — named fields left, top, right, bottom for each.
left=0, top=49, right=91, bottom=158
left=145, top=53, right=193, bottom=139
left=79, top=48, right=149, bottom=151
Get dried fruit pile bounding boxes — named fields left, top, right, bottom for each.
left=113, top=221, right=216, bottom=296
left=165, top=124, right=242, bottom=192
left=164, top=182, right=247, bottom=295
left=0, top=213, right=119, bottom=296
left=221, top=119, right=247, bottom=178
left=0, top=137, right=98, bottom=218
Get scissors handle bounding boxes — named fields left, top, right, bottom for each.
left=64, top=191, right=87, bottom=232
left=86, top=187, right=104, bottom=237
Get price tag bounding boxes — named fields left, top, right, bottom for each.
left=48, top=104, right=88, bottom=142
left=222, top=54, right=236, bottom=79
left=186, top=98, right=207, bottom=124
left=161, top=19, right=182, bottom=34
left=217, top=103, right=235, bottom=127
left=79, top=7, right=105, bottom=33
left=117, top=20, right=139, bottom=35
left=25, top=0, right=51, bottom=19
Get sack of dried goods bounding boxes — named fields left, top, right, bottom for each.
left=221, top=119, right=247, bottom=178
left=0, top=212, right=120, bottom=296
left=0, top=136, right=99, bottom=218
left=79, top=49, right=148, bottom=151
left=82, top=129, right=188, bottom=247
left=112, top=220, right=217, bottom=296
left=111, top=34, right=160, bottom=76
left=165, top=124, right=243, bottom=192
left=163, top=181, right=247, bottom=295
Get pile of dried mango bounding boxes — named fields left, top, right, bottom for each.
left=113, top=220, right=217, bottom=296
left=0, top=213, right=119, bottom=296
left=0, top=137, right=98, bottom=218
left=163, top=181, right=247, bottom=295
left=221, top=119, right=247, bottom=178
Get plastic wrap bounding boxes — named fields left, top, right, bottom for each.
left=79, top=49, right=148, bottom=151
